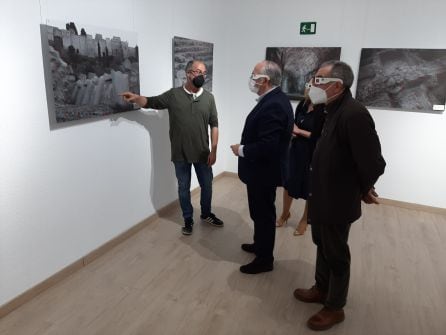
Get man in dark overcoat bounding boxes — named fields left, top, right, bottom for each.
left=294, top=60, right=386, bottom=331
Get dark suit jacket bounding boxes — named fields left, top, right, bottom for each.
left=309, top=89, right=386, bottom=225
left=238, top=87, right=294, bottom=186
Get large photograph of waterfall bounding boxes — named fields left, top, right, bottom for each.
left=266, top=47, right=341, bottom=100
left=40, top=21, right=140, bottom=126
left=356, top=48, right=446, bottom=111
left=172, top=36, right=213, bottom=91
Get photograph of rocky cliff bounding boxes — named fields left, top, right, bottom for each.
left=172, top=36, right=213, bottom=91
left=40, top=22, right=140, bottom=124
left=356, top=48, right=446, bottom=111
left=266, top=47, right=341, bottom=100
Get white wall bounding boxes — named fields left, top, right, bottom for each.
left=1, top=0, right=445, bottom=307
left=221, top=0, right=446, bottom=209
left=0, top=0, right=226, bottom=306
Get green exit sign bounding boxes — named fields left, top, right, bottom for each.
left=300, top=22, right=317, bottom=35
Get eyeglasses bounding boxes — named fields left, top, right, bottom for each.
left=312, top=77, right=343, bottom=85
left=305, top=82, right=312, bottom=89
left=250, top=73, right=270, bottom=80
left=188, top=69, right=207, bottom=77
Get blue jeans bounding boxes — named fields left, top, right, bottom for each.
left=173, top=161, right=213, bottom=220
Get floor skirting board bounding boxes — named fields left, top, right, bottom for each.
left=379, top=198, right=446, bottom=215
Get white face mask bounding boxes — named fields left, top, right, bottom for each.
left=248, top=78, right=260, bottom=94
left=308, top=86, right=328, bottom=105
left=248, top=74, right=269, bottom=94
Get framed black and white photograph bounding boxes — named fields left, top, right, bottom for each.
left=40, top=21, right=140, bottom=127
left=265, top=47, right=341, bottom=100
left=172, top=36, right=213, bottom=91
left=356, top=48, right=446, bottom=111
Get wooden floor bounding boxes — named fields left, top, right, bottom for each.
left=1, top=176, right=445, bottom=335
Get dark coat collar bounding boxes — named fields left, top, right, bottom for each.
left=325, top=88, right=352, bottom=114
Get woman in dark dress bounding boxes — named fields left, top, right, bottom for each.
left=276, top=83, right=325, bottom=235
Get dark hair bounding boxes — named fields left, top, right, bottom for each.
left=320, top=60, right=354, bottom=88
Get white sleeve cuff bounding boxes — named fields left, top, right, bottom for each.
left=238, top=145, right=245, bottom=157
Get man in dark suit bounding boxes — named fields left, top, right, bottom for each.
left=293, top=60, right=386, bottom=331
left=230, top=60, right=293, bottom=274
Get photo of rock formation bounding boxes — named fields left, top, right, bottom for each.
left=266, top=47, right=341, bottom=100
left=356, top=48, right=446, bottom=111
left=172, top=36, right=213, bottom=91
left=40, top=22, right=140, bottom=124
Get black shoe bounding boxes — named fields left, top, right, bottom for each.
left=181, top=218, right=194, bottom=235
left=241, top=243, right=256, bottom=253
left=240, top=258, right=273, bottom=274
left=200, top=213, right=224, bottom=227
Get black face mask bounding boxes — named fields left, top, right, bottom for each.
left=192, top=75, right=205, bottom=88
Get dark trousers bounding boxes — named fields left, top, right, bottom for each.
left=311, top=221, right=352, bottom=309
left=246, top=183, right=277, bottom=262
left=173, top=161, right=213, bottom=220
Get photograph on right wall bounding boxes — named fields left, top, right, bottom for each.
left=356, top=48, right=446, bottom=111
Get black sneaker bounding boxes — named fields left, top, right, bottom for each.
left=200, top=213, right=224, bottom=227
left=182, top=218, right=194, bottom=235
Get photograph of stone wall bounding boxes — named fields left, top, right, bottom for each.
left=356, top=48, right=446, bottom=111
left=172, top=36, right=213, bottom=91
left=266, top=47, right=341, bottom=100
left=40, top=22, right=140, bottom=125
